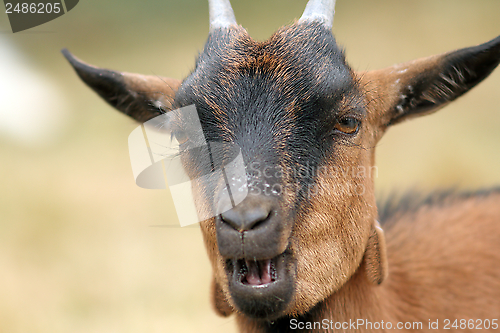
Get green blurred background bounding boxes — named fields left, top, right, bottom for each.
left=0, top=1, right=499, bottom=332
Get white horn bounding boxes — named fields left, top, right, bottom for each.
left=209, top=0, right=237, bottom=30
left=299, top=0, right=336, bottom=29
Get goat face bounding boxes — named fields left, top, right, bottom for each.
left=63, top=0, right=500, bottom=323
left=173, top=23, right=378, bottom=319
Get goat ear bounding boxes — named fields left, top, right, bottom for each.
left=211, top=278, right=233, bottom=317
left=363, top=220, right=388, bottom=285
left=359, top=35, right=500, bottom=127
left=62, top=49, right=181, bottom=123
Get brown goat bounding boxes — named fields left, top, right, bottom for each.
left=63, top=0, right=500, bottom=332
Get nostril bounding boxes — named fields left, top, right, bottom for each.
left=251, top=211, right=271, bottom=230
left=221, top=207, right=272, bottom=232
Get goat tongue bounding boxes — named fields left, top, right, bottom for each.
left=245, top=259, right=272, bottom=285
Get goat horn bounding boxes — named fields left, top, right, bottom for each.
left=299, top=0, right=336, bottom=29
left=209, top=0, right=237, bottom=30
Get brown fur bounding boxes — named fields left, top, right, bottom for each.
left=234, top=192, right=500, bottom=332
left=205, top=49, right=500, bottom=330
left=63, top=10, right=500, bottom=332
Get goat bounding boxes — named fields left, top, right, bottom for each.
left=62, top=0, right=500, bottom=332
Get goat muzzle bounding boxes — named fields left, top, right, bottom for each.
left=216, top=194, right=287, bottom=259
left=216, top=194, right=296, bottom=318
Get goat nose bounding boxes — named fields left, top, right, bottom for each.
left=221, top=205, right=272, bottom=232
left=216, top=195, right=283, bottom=259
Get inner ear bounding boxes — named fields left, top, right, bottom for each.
left=358, top=35, right=500, bottom=127
left=62, top=49, right=181, bottom=123
left=363, top=220, right=388, bottom=285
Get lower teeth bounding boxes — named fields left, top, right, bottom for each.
left=270, top=260, right=276, bottom=281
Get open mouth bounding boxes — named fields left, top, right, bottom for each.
left=237, top=258, right=277, bottom=286
left=226, top=254, right=283, bottom=288
left=224, top=252, right=294, bottom=319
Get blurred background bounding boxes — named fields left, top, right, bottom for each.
left=0, top=1, right=499, bottom=332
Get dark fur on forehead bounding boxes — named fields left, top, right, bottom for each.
left=175, top=21, right=360, bottom=138
left=174, top=22, right=362, bottom=196
left=178, top=21, right=354, bottom=104
left=171, top=21, right=366, bottom=214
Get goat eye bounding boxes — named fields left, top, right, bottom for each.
left=334, top=117, right=360, bottom=135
